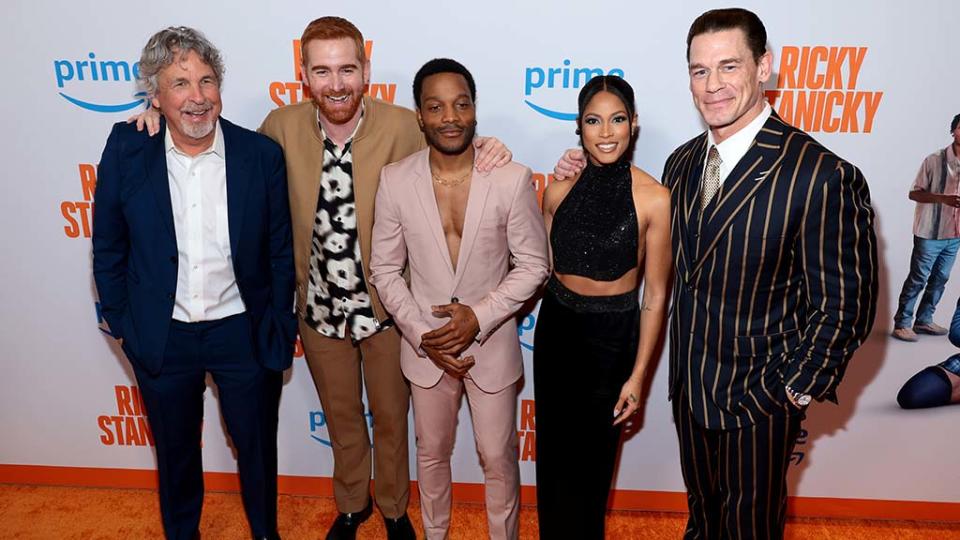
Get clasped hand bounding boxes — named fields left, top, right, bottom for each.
left=420, top=302, right=481, bottom=377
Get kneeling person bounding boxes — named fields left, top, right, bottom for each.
left=369, top=59, right=549, bottom=540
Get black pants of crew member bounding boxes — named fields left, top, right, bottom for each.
left=533, top=278, right=639, bottom=539
left=131, top=314, right=283, bottom=540
left=673, top=392, right=803, bottom=540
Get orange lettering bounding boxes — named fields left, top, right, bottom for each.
left=776, top=90, right=794, bottom=126
left=530, top=174, right=556, bottom=209
left=138, top=416, right=155, bottom=446
left=520, top=430, right=536, bottom=461
left=823, top=47, right=845, bottom=89
left=76, top=202, right=93, bottom=237
left=862, top=91, right=882, bottom=133
left=821, top=91, right=843, bottom=133
left=839, top=91, right=863, bottom=133
left=111, top=415, right=125, bottom=444
left=79, top=164, right=97, bottom=201
left=520, top=399, right=536, bottom=430
left=364, top=40, right=374, bottom=62
left=847, top=47, right=868, bottom=88
left=125, top=416, right=143, bottom=446
left=61, top=202, right=80, bottom=238
left=285, top=82, right=303, bottom=104
left=293, top=39, right=302, bottom=81
left=793, top=91, right=819, bottom=132
left=269, top=82, right=287, bottom=108
left=131, top=386, right=145, bottom=416
left=777, top=46, right=800, bottom=89
left=370, top=83, right=396, bottom=104
left=764, top=90, right=781, bottom=109
left=98, top=416, right=115, bottom=445
left=797, top=47, right=811, bottom=91
left=805, top=46, right=827, bottom=89
left=115, top=385, right=134, bottom=415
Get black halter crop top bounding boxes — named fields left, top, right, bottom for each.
left=550, top=159, right=638, bottom=281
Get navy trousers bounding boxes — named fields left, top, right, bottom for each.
left=131, top=313, right=282, bottom=539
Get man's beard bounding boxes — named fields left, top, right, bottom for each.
left=175, top=102, right=216, bottom=139
left=316, top=89, right=363, bottom=125
left=424, top=120, right=477, bottom=156
left=178, top=118, right=215, bottom=139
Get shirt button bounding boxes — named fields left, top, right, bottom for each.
left=193, top=294, right=199, bottom=299
left=193, top=265, right=199, bottom=270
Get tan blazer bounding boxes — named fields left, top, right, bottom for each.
left=259, top=96, right=425, bottom=322
left=370, top=149, right=549, bottom=392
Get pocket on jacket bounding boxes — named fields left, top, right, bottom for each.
left=734, top=329, right=800, bottom=357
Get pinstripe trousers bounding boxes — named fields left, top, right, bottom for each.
left=673, top=393, right=803, bottom=540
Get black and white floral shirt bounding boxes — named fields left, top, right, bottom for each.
left=303, top=116, right=383, bottom=341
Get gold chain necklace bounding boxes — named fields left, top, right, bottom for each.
left=431, top=169, right=472, bottom=187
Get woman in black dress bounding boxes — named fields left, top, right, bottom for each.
left=534, top=76, right=671, bottom=539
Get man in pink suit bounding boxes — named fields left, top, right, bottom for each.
left=369, top=58, right=549, bottom=540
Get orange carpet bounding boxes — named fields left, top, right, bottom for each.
left=1, top=484, right=957, bottom=539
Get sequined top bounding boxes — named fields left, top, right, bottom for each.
left=551, top=159, right=638, bottom=280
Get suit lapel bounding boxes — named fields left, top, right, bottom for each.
left=450, top=171, right=491, bottom=292
left=221, top=118, right=250, bottom=260
left=413, top=152, right=456, bottom=279
left=146, top=120, right=175, bottom=241
left=673, top=135, right=708, bottom=283
left=689, top=114, right=787, bottom=279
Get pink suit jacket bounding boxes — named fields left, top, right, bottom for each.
left=370, top=149, right=549, bottom=393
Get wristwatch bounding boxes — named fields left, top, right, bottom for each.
left=785, top=385, right=811, bottom=407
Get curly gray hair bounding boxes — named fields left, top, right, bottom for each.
left=138, top=26, right=224, bottom=97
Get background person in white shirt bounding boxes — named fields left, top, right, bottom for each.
left=892, top=113, right=960, bottom=342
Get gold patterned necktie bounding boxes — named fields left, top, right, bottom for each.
left=701, top=145, right=722, bottom=210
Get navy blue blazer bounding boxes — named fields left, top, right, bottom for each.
left=92, top=118, right=296, bottom=375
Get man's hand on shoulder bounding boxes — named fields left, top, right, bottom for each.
left=473, top=136, right=512, bottom=172
left=554, top=148, right=586, bottom=180
left=126, top=107, right=162, bottom=136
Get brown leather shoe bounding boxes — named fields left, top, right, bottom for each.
left=892, top=327, right=919, bottom=342
left=914, top=322, right=949, bottom=336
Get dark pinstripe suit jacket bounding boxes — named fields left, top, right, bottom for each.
left=663, top=112, right=878, bottom=430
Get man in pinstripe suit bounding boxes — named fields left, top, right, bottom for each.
left=662, top=8, right=878, bottom=539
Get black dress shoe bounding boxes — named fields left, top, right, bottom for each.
left=383, top=513, right=416, bottom=540
left=325, top=499, right=373, bottom=540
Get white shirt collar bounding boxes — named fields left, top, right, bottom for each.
left=164, top=120, right=224, bottom=159
left=707, top=102, right=771, bottom=176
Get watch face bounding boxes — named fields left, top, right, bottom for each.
left=797, top=395, right=811, bottom=406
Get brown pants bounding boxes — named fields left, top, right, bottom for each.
left=299, top=321, right=410, bottom=518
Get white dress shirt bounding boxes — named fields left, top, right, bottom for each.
left=705, top=102, right=772, bottom=185
left=165, top=122, right=245, bottom=322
